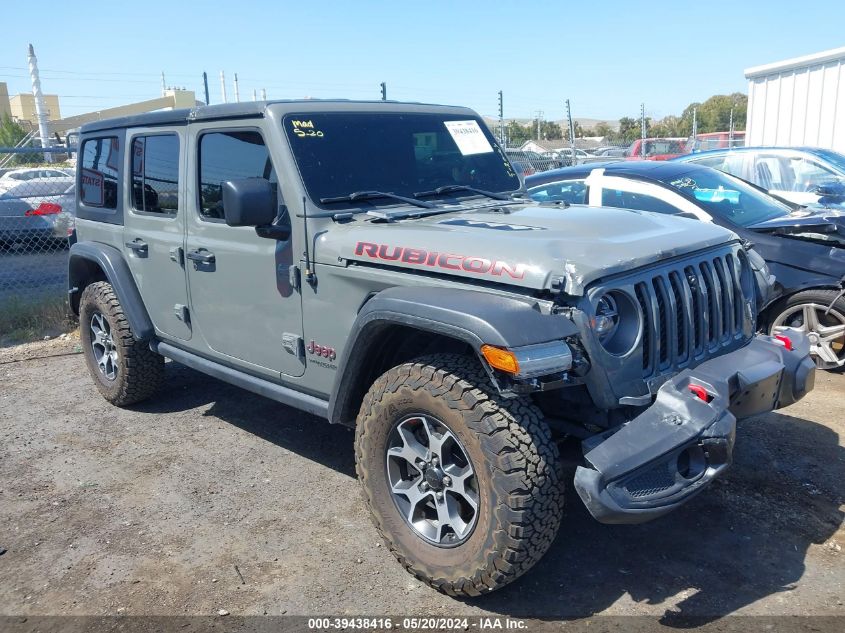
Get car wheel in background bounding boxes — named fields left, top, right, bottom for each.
left=769, top=289, right=845, bottom=371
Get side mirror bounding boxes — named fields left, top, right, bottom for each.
left=222, top=178, right=279, bottom=227
left=813, top=181, right=845, bottom=199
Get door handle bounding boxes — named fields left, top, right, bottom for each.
left=186, top=248, right=216, bottom=265
left=125, top=239, right=148, bottom=255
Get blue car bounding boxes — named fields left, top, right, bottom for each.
left=673, top=146, right=845, bottom=207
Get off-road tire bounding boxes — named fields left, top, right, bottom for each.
left=355, top=353, right=564, bottom=596
left=79, top=281, right=164, bottom=406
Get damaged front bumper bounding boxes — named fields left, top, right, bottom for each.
left=574, top=330, right=816, bottom=525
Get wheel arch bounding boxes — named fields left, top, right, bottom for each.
left=327, top=286, right=578, bottom=427
left=69, top=241, right=155, bottom=341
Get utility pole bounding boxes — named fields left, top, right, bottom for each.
left=27, top=44, right=52, bottom=163
left=640, top=103, right=647, bottom=158
left=497, top=90, right=504, bottom=145
left=729, top=105, right=735, bottom=146
left=233, top=73, right=240, bottom=103
left=220, top=71, right=228, bottom=103
left=380, top=82, right=387, bottom=101
left=566, top=99, right=576, bottom=153
left=202, top=71, right=210, bottom=105
left=261, top=88, right=267, bottom=101
left=535, top=110, right=543, bottom=141
left=692, top=106, right=697, bottom=138
left=161, top=71, right=166, bottom=96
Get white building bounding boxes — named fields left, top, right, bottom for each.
left=745, top=46, right=845, bottom=152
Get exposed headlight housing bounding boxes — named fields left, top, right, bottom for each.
left=594, top=291, right=640, bottom=356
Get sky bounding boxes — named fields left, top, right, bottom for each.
left=2, top=0, right=845, bottom=124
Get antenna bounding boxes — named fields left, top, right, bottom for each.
left=301, top=196, right=316, bottom=285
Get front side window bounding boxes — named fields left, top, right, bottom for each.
left=284, top=112, right=520, bottom=208
left=80, top=137, right=119, bottom=208
left=131, top=134, right=180, bottom=214
left=198, top=130, right=276, bottom=220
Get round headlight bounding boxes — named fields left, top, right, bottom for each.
left=594, top=291, right=640, bottom=356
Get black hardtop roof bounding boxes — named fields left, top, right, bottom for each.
left=79, top=99, right=472, bottom=134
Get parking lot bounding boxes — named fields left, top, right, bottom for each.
left=0, top=339, right=842, bottom=622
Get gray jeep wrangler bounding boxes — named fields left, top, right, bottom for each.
left=68, top=100, right=816, bottom=596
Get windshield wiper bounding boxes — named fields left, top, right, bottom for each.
left=320, top=190, right=434, bottom=209
left=413, top=184, right=511, bottom=201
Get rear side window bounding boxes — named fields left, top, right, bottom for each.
left=601, top=188, right=679, bottom=215
left=528, top=179, right=587, bottom=204
left=198, top=130, right=275, bottom=220
left=131, top=134, right=180, bottom=214
left=80, top=137, right=119, bottom=209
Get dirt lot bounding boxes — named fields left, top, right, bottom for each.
left=0, top=339, right=843, bottom=624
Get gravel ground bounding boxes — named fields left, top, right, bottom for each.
left=0, top=342, right=843, bottom=623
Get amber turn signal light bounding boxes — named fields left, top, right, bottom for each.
left=480, top=345, right=520, bottom=374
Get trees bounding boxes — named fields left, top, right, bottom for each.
left=0, top=114, right=26, bottom=147
left=0, top=114, right=30, bottom=166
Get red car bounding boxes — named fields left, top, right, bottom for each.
left=625, top=137, right=687, bottom=160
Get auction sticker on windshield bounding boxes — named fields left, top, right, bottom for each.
left=444, top=120, right=493, bottom=155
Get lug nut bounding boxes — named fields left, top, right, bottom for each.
left=442, top=476, right=452, bottom=486
left=420, top=482, right=429, bottom=491
left=435, top=491, right=444, bottom=501
left=431, top=456, right=439, bottom=466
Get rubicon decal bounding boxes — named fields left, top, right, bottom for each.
left=354, top=242, right=527, bottom=280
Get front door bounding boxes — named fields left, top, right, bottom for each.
left=184, top=123, right=304, bottom=378
left=122, top=128, right=191, bottom=341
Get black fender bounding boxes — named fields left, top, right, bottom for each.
left=68, top=241, right=155, bottom=341
left=327, top=286, right=578, bottom=425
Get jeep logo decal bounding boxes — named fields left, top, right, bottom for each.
left=353, top=242, right=527, bottom=280
left=307, top=340, right=336, bottom=361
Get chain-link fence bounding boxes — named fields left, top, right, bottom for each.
left=0, top=153, right=76, bottom=314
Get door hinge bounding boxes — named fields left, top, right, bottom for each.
left=174, top=304, right=190, bottom=323
left=282, top=333, right=304, bottom=358
left=170, top=246, right=184, bottom=265
left=288, top=265, right=301, bottom=291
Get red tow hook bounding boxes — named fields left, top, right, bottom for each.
left=688, top=384, right=712, bottom=403
left=773, top=334, right=793, bottom=351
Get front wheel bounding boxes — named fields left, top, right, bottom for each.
left=769, top=289, right=845, bottom=371
left=355, top=354, right=564, bottom=596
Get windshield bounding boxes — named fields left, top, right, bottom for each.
left=284, top=112, right=520, bottom=208
left=660, top=168, right=794, bottom=227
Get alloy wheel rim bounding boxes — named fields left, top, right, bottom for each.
left=772, top=302, right=845, bottom=370
left=90, top=312, right=118, bottom=381
left=385, top=414, right=479, bottom=547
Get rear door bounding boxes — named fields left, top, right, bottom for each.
left=183, top=122, right=304, bottom=378
left=122, top=127, right=191, bottom=341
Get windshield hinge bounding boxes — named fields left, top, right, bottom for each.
left=288, top=265, right=301, bottom=291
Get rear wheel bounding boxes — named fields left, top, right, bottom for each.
left=769, top=289, right=845, bottom=371
left=355, top=354, right=564, bottom=596
left=79, top=281, right=165, bottom=405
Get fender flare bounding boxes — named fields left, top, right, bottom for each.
left=327, top=286, right=578, bottom=425
left=68, top=241, right=155, bottom=341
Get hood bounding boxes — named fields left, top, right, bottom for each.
left=749, top=206, right=845, bottom=246
left=316, top=202, right=737, bottom=294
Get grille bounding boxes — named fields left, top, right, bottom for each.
left=623, top=463, right=676, bottom=499
left=634, top=249, right=751, bottom=378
